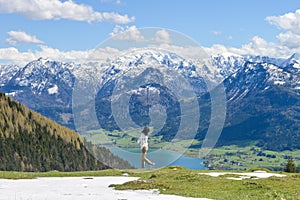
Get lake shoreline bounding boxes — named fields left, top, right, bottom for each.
left=109, top=147, right=207, bottom=170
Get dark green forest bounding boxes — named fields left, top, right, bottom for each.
left=0, top=92, right=132, bottom=171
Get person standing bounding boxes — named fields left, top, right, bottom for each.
left=138, top=126, right=155, bottom=168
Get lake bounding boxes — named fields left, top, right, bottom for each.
left=109, top=148, right=206, bottom=170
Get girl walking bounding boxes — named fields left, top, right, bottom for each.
left=138, top=126, right=155, bottom=168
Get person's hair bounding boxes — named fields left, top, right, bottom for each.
left=142, top=126, right=150, bottom=136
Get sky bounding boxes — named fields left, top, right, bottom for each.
left=0, top=0, right=300, bottom=66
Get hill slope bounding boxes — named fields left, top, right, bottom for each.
left=0, top=92, right=132, bottom=171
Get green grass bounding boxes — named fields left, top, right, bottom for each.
left=0, top=169, right=123, bottom=179
left=1, top=167, right=299, bottom=199
left=204, top=145, right=300, bottom=171
left=110, top=167, right=300, bottom=200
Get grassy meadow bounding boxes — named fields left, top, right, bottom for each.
left=1, top=167, right=299, bottom=200
left=111, top=167, right=300, bottom=200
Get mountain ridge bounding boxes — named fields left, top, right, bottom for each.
left=210, top=60, right=300, bottom=150
left=1, top=52, right=300, bottom=152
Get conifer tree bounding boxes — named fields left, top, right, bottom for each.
left=284, top=158, right=298, bottom=173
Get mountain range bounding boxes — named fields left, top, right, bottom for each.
left=198, top=58, right=300, bottom=151
left=1, top=52, right=300, bottom=151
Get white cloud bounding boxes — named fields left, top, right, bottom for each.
left=0, top=45, right=121, bottom=66
left=155, top=44, right=208, bottom=60
left=155, top=29, right=171, bottom=44
left=110, top=25, right=145, bottom=41
left=205, top=36, right=293, bottom=58
left=266, top=9, right=300, bottom=35
left=0, top=41, right=297, bottom=69
left=0, top=0, right=134, bottom=24
left=5, top=31, right=44, bottom=46
left=200, top=9, right=300, bottom=58
left=263, top=9, right=300, bottom=53
left=277, top=31, right=300, bottom=49
left=6, top=8, right=300, bottom=67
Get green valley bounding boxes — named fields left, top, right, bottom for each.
left=82, top=129, right=300, bottom=171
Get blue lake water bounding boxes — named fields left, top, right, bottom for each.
left=109, top=148, right=206, bottom=170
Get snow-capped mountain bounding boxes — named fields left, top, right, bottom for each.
left=100, top=50, right=208, bottom=93
left=210, top=54, right=246, bottom=78
left=281, top=53, right=300, bottom=68
left=1, top=58, right=77, bottom=129
left=8, top=58, right=75, bottom=95
left=0, top=51, right=208, bottom=130
left=212, top=54, right=300, bottom=151
left=1, top=52, right=300, bottom=151
left=76, top=50, right=208, bottom=135
left=225, top=60, right=300, bottom=103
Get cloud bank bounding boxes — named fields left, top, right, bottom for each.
left=2, top=9, right=300, bottom=66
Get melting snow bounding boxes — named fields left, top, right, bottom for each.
left=0, top=177, right=210, bottom=200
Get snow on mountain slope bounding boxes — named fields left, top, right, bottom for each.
left=1, top=53, right=299, bottom=103
left=210, top=54, right=246, bottom=78
left=0, top=64, right=20, bottom=86
left=100, top=50, right=199, bottom=80
left=8, top=58, right=76, bottom=95
left=1, top=52, right=300, bottom=135
left=225, top=61, right=300, bottom=102
left=1, top=53, right=296, bottom=94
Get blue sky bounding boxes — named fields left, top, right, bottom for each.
left=0, top=0, right=300, bottom=65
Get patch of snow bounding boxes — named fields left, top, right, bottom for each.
left=274, top=80, right=285, bottom=85
left=199, top=172, right=226, bottom=177
left=227, top=176, right=253, bottom=181
left=19, top=79, right=29, bottom=86
left=48, top=85, right=58, bottom=94
left=0, top=176, right=211, bottom=200
left=5, top=92, right=17, bottom=97
left=198, top=171, right=286, bottom=180
left=293, top=63, right=300, bottom=69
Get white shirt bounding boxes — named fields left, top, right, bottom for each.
left=138, top=133, right=148, bottom=149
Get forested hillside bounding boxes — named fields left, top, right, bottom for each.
left=0, top=92, right=132, bottom=171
